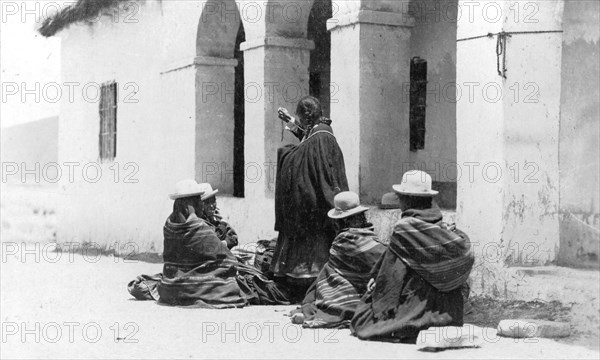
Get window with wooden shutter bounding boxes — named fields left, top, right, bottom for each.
left=99, top=81, right=117, bottom=162
left=410, top=57, right=427, bottom=152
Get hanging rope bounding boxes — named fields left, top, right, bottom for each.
left=457, top=30, right=563, bottom=79
left=496, top=32, right=511, bottom=78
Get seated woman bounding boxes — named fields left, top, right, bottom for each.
left=290, top=191, right=386, bottom=328
left=128, top=180, right=290, bottom=307
left=350, top=171, right=474, bottom=343
left=157, top=180, right=247, bottom=308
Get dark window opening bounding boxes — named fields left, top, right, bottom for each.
left=410, top=57, right=427, bottom=152
left=308, top=0, right=332, bottom=117
left=309, top=72, right=322, bottom=100
left=233, top=24, right=245, bottom=198
left=99, top=81, right=117, bottom=162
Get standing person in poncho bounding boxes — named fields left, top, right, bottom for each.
left=272, top=96, right=349, bottom=298
left=350, top=171, right=474, bottom=343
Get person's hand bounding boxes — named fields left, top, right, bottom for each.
left=285, top=121, right=300, bottom=133
left=278, top=107, right=293, bottom=122
left=367, top=278, right=376, bottom=292
left=212, top=212, right=223, bottom=222
left=441, top=222, right=456, bottom=231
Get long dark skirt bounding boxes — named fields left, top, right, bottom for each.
left=270, top=229, right=334, bottom=279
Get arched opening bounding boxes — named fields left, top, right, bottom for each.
left=233, top=23, right=245, bottom=198
left=307, top=0, right=332, bottom=118
left=195, top=0, right=245, bottom=197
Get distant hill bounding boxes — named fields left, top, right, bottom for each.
left=1, top=117, right=59, bottom=184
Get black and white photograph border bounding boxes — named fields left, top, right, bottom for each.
left=1, top=0, right=599, bottom=359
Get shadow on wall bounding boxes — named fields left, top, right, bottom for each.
left=558, top=212, right=600, bottom=269
left=432, top=181, right=456, bottom=210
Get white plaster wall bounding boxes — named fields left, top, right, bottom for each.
left=329, top=23, right=361, bottom=195
left=500, top=28, right=562, bottom=265
left=456, top=0, right=565, bottom=296
left=558, top=0, right=600, bottom=268
left=55, top=0, right=292, bottom=253
left=57, top=1, right=196, bottom=253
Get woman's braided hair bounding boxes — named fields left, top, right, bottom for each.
left=296, top=96, right=323, bottom=124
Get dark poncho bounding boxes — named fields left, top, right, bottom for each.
left=271, top=123, right=349, bottom=278
left=350, top=208, right=474, bottom=342
left=157, top=214, right=247, bottom=308
left=292, top=225, right=386, bottom=328
left=127, top=214, right=291, bottom=307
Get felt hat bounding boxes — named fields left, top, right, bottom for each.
left=198, top=183, right=219, bottom=201
left=392, top=170, right=439, bottom=197
left=169, top=179, right=206, bottom=200
left=380, top=192, right=401, bottom=209
left=327, top=191, right=369, bottom=219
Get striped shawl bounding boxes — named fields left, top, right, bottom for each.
left=298, top=226, right=386, bottom=328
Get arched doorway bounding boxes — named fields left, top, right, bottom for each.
left=308, top=0, right=332, bottom=118
left=233, top=23, right=245, bottom=197
left=195, top=0, right=245, bottom=197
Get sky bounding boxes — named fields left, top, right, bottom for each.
left=1, top=0, right=62, bottom=128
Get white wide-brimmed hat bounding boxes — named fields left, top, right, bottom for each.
left=169, top=179, right=206, bottom=200
left=198, top=183, right=219, bottom=201
left=327, top=191, right=369, bottom=219
left=392, top=170, right=439, bottom=197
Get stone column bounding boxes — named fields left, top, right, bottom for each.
left=456, top=0, right=564, bottom=269
left=194, top=55, right=239, bottom=195
left=327, top=10, right=414, bottom=203
left=240, top=36, right=314, bottom=199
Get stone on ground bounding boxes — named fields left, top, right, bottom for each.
left=498, top=319, right=571, bottom=338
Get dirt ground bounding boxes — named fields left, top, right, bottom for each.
left=464, top=297, right=600, bottom=350
left=1, top=184, right=599, bottom=359
left=2, top=253, right=599, bottom=359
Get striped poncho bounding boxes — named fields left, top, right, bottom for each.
left=350, top=207, right=474, bottom=342
left=292, top=225, right=386, bottom=328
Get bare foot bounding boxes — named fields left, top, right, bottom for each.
left=291, top=313, right=305, bottom=324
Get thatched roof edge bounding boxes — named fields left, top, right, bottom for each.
left=38, top=0, right=124, bottom=37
